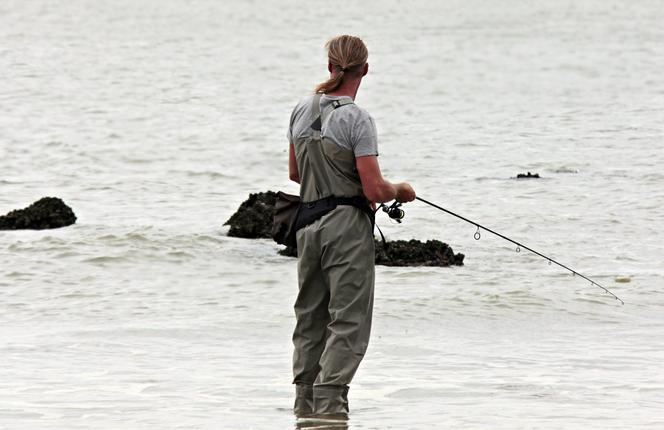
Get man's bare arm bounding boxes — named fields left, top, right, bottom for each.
left=356, top=155, right=415, bottom=203
left=289, top=143, right=300, bottom=184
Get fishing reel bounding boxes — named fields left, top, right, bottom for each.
left=382, top=201, right=405, bottom=223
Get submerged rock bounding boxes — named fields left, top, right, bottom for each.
left=552, top=167, right=579, bottom=174
left=279, top=239, right=464, bottom=267
left=516, top=172, right=540, bottom=179
left=224, top=191, right=277, bottom=238
left=278, top=246, right=298, bottom=258
left=374, top=239, right=464, bottom=267
left=0, top=197, right=77, bottom=230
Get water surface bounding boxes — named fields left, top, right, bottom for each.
left=1, top=1, right=663, bottom=428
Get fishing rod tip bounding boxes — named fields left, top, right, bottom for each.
left=610, top=295, right=625, bottom=305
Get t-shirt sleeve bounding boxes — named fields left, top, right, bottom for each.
left=287, top=107, right=295, bottom=145
left=351, top=114, right=379, bottom=157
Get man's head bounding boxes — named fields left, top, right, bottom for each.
left=316, top=35, right=368, bottom=94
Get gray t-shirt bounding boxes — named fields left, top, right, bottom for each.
left=287, top=94, right=379, bottom=157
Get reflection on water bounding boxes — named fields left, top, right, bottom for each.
left=295, top=414, right=349, bottom=430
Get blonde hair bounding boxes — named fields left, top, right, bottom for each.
left=315, top=35, right=368, bottom=94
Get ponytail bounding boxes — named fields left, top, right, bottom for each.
left=315, top=35, right=368, bottom=94
left=315, top=70, right=345, bottom=94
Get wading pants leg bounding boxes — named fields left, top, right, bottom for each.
left=292, top=229, right=330, bottom=416
left=292, top=206, right=375, bottom=415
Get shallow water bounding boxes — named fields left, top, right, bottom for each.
left=1, top=0, right=663, bottom=428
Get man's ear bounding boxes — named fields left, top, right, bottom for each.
left=328, top=61, right=334, bottom=73
left=362, top=63, right=369, bottom=77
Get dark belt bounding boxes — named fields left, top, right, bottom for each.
left=295, top=195, right=375, bottom=231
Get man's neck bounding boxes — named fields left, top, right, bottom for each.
left=326, top=79, right=361, bottom=100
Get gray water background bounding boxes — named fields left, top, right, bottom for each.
left=1, top=0, right=663, bottom=428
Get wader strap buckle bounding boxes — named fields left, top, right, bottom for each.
left=331, top=98, right=353, bottom=109
left=310, top=97, right=353, bottom=131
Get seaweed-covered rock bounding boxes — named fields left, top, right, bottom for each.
left=375, top=239, right=464, bottom=267
left=224, top=191, right=278, bottom=238
left=279, top=239, right=464, bottom=267
left=229, top=191, right=465, bottom=267
left=516, top=172, right=540, bottom=179
left=278, top=245, right=298, bottom=258
left=0, top=197, right=76, bottom=230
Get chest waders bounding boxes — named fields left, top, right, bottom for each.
left=292, top=94, right=376, bottom=417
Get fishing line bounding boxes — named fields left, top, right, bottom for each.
left=414, top=196, right=624, bottom=305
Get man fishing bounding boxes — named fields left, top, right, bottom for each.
left=287, top=35, right=416, bottom=418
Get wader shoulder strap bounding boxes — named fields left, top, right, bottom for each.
left=310, top=93, right=323, bottom=133
left=307, top=93, right=332, bottom=195
left=310, top=96, right=353, bottom=132
left=320, top=98, right=354, bottom=127
left=331, top=98, right=354, bottom=108
left=302, top=95, right=358, bottom=202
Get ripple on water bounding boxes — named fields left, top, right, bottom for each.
left=83, top=255, right=131, bottom=264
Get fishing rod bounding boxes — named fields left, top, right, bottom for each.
left=382, top=198, right=624, bottom=305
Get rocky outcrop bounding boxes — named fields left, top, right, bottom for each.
left=374, top=239, right=464, bottom=267
left=0, top=197, right=76, bottom=230
left=279, top=240, right=464, bottom=267
left=516, top=172, right=540, bottom=179
left=224, top=191, right=277, bottom=238
left=228, top=191, right=465, bottom=267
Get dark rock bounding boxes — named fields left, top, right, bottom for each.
left=279, top=245, right=298, bottom=258
left=374, top=239, right=464, bottom=267
left=229, top=191, right=465, bottom=267
left=224, top=191, right=278, bottom=238
left=0, top=197, right=76, bottom=230
left=516, top=172, right=540, bottom=179
left=279, top=240, right=464, bottom=267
